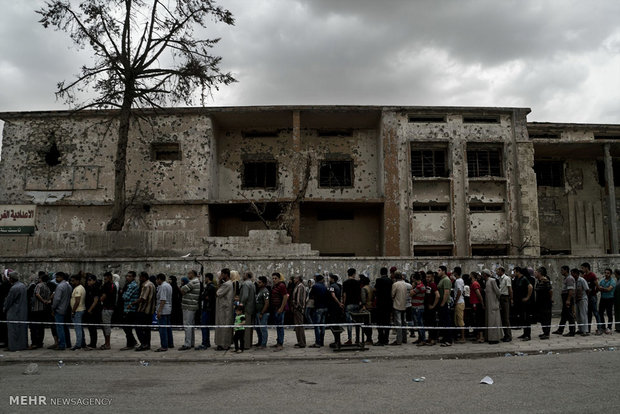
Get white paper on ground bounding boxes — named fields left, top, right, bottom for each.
left=480, top=376, right=494, bottom=385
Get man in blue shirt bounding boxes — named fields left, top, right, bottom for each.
left=120, top=271, right=140, bottom=350
left=599, top=268, right=616, bottom=334
left=309, top=274, right=328, bottom=348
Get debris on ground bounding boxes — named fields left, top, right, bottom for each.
left=480, top=376, right=494, bottom=385
left=23, top=363, right=39, bottom=375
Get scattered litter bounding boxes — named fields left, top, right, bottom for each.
left=480, top=376, right=494, bottom=385
left=57, top=360, right=64, bottom=368
left=298, top=379, right=317, bottom=385
left=412, top=377, right=426, bottom=382
left=361, top=359, right=371, bottom=363
left=609, top=347, right=616, bottom=351
left=504, top=353, right=512, bottom=357
left=515, top=352, right=524, bottom=356
left=23, top=363, right=39, bottom=375
left=139, top=360, right=150, bottom=367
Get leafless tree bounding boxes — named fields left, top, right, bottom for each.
left=38, top=0, right=236, bottom=230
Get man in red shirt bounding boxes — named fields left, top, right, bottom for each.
left=270, top=273, right=289, bottom=350
left=581, top=263, right=602, bottom=335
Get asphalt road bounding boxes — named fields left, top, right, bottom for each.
left=1, top=350, right=619, bottom=413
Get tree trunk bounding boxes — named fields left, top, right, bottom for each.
left=106, top=98, right=132, bottom=231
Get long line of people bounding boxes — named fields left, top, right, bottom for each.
left=1, top=264, right=619, bottom=352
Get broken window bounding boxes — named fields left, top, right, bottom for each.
left=412, top=204, right=449, bottom=212
left=413, top=246, right=454, bottom=257
left=467, top=148, right=502, bottom=177
left=242, top=161, right=278, bottom=189
left=471, top=245, right=508, bottom=256
left=408, top=115, right=446, bottom=123
left=596, top=160, right=620, bottom=187
left=411, top=149, right=448, bottom=178
left=317, top=129, right=353, bottom=137
left=529, top=132, right=560, bottom=139
left=534, top=161, right=564, bottom=187
left=317, top=209, right=354, bottom=220
left=319, top=160, right=353, bottom=188
left=469, top=204, right=504, bottom=212
left=463, top=115, right=500, bottom=124
left=151, top=142, right=181, bottom=161
left=45, top=142, right=61, bottom=166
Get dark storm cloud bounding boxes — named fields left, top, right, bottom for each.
left=0, top=0, right=619, bottom=123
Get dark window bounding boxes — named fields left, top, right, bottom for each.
left=529, top=133, right=560, bottom=139
left=469, top=204, right=504, bottom=212
left=463, top=115, right=500, bottom=124
left=413, top=247, right=454, bottom=257
left=319, top=252, right=356, bottom=257
left=317, top=209, right=354, bottom=220
left=596, top=160, right=620, bottom=187
left=467, top=149, right=502, bottom=177
left=151, top=143, right=181, bottom=161
left=412, top=204, right=449, bottom=212
left=534, top=161, right=564, bottom=187
left=411, top=149, right=448, bottom=178
left=594, top=134, right=620, bottom=140
left=242, top=161, right=277, bottom=189
left=408, top=115, right=446, bottom=123
left=242, top=130, right=280, bottom=138
left=319, top=160, right=353, bottom=187
left=471, top=245, right=508, bottom=256
left=45, top=142, right=61, bottom=166
left=317, top=129, right=353, bottom=137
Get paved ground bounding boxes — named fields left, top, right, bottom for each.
left=1, top=317, right=618, bottom=364
left=1, top=349, right=619, bottom=413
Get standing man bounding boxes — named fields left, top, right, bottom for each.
left=198, top=273, right=216, bottom=350
left=215, top=268, right=234, bottom=351
left=155, top=273, right=173, bottom=352
left=390, top=271, right=408, bottom=345
left=292, top=275, right=307, bottom=348
left=497, top=266, right=513, bottom=342
left=342, top=268, right=361, bottom=345
left=598, top=268, right=616, bottom=334
left=179, top=270, right=200, bottom=351
left=69, top=274, right=86, bottom=351
left=374, top=267, right=392, bottom=346
left=120, top=271, right=140, bottom=351
left=360, top=274, right=375, bottom=345
left=513, top=267, right=533, bottom=341
left=423, top=271, right=439, bottom=346
left=309, top=274, right=328, bottom=348
left=453, top=267, right=466, bottom=344
left=135, top=272, right=156, bottom=351
left=553, top=265, right=576, bottom=337
left=270, top=273, right=289, bottom=351
left=437, top=266, right=453, bottom=346
left=51, top=272, right=71, bottom=350
left=3, top=271, right=28, bottom=351
left=574, top=269, right=590, bottom=336
left=98, top=272, right=117, bottom=350
left=327, top=274, right=345, bottom=347
left=534, top=267, right=553, bottom=340
left=581, top=262, right=602, bottom=335
left=30, top=272, right=51, bottom=350
left=410, top=272, right=426, bottom=345
left=239, top=271, right=256, bottom=350
left=254, top=276, right=270, bottom=349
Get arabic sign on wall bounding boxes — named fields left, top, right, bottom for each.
left=0, top=205, right=36, bottom=235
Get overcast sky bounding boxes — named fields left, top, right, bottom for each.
left=1, top=0, right=619, bottom=124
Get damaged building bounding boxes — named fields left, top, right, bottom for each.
left=0, top=105, right=619, bottom=260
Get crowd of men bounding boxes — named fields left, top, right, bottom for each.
left=1, top=263, right=619, bottom=352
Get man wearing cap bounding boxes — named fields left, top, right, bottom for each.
left=3, top=271, right=28, bottom=351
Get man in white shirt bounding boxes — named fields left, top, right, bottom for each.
left=497, top=266, right=513, bottom=342
left=453, top=267, right=466, bottom=343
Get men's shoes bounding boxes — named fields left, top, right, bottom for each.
left=579, top=332, right=589, bottom=337
left=595, top=330, right=603, bottom=336
left=517, top=334, right=526, bottom=339
left=440, top=341, right=452, bottom=347
left=521, top=336, right=531, bottom=341
left=372, top=342, right=384, bottom=346
left=501, top=337, right=512, bottom=342
left=135, top=345, right=150, bottom=351
left=154, top=348, right=167, bottom=352
left=343, top=340, right=352, bottom=345
left=309, top=344, right=322, bottom=348
left=120, top=346, right=135, bottom=351
left=178, top=345, right=191, bottom=351
left=294, top=344, right=306, bottom=348
left=539, top=335, right=550, bottom=340
left=552, top=330, right=563, bottom=335
left=389, top=341, right=401, bottom=346
left=563, top=332, right=575, bottom=337
left=195, top=345, right=209, bottom=350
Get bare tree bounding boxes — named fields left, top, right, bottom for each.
left=38, top=0, right=236, bottom=230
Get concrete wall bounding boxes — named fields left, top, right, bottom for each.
left=3, top=255, right=618, bottom=313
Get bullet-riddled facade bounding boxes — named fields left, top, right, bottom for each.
left=0, top=106, right=618, bottom=258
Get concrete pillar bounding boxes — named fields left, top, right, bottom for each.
left=290, top=110, right=302, bottom=242
left=604, top=143, right=618, bottom=254
left=381, top=113, right=402, bottom=256
left=451, top=139, right=469, bottom=256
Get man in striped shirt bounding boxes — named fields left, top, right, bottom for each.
left=179, top=270, right=200, bottom=350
